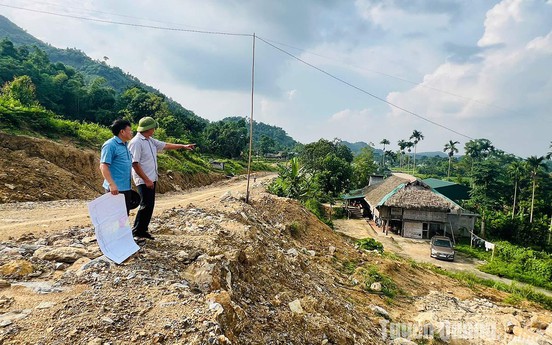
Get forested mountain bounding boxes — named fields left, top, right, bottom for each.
left=222, top=116, right=299, bottom=154
left=0, top=15, right=145, bottom=93
left=0, top=15, right=303, bottom=159
left=341, top=140, right=383, bottom=156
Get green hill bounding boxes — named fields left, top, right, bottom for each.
left=222, top=116, right=299, bottom=154
left=0, top=14, right=150, bottom=93
left=0, top=15, right=302, bottom=158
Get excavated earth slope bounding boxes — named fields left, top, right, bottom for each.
left=0, top=132, right=223, bottom=203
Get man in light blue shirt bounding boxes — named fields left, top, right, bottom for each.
left=100, top=119, right=133, bottom=214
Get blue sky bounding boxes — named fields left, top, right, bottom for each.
left=2, top=0, right=551, bottom=157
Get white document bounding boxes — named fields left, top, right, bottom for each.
left=88, top=193, right=139, bottom=264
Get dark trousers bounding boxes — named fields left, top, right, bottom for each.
left=105, top=189, right=132, bottom=215
left=132, top=182, right=156, bottom=234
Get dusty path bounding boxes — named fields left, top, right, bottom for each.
left=334, top=218, right=552, bottom=297
left=0, top=174, right=275, bottom=241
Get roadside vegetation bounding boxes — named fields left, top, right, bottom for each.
left=424, top=263, right=552, bottom=310
left=455, top=240, right=552, bottom=291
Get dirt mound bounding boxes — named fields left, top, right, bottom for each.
left=0, top=132, right=224, bottom=203
left=2, top=191, right=550, bottom=344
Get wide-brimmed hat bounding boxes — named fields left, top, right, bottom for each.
left=129, top=190, right=141, bottom=210
left=137, top=117, right=159, bottom=132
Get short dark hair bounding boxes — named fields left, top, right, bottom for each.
left=111, top=119, right=131, bottom=136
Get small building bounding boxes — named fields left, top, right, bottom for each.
left=364, top=174, right=476, bottom=240
left=422, top=178, right=470, bottom=203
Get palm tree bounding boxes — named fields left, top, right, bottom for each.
left=380, top=139, right=390, bottom=169
left=465, top=139, right=495, bottom=161
left=464, top=139, right=495, bottom=187
left=526, top=156, right=548, bottom=223
left=410, top=130, right=424, bottom=172
left=397, top=139, right=407, bottom=169
left=443, top=140, right=460, bottom=179
left=405, top=141, right=414, bottom=171
left=506, top=161, right=525, bottom=220
left=385, top=150, right=397, bottom=166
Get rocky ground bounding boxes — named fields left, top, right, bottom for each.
left=1, top=133, right=552, bottom=344
left=1, top=184, right=552, bottom=344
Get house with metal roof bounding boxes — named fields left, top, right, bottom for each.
left=422, top=178, right=470, bottom=203
left=363, top=174, right=476, bottom=240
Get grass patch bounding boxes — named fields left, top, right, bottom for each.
left=287, top=221, right=303, bottom=238
left=358, top=264, right=399, bottom=298
left=420, top=262, right=552, bottom=310
left=454, top=240, right=552, bottom=291
left=341, top=260, right=358, bottom=275
left=355, top=238, right=384, bottom=253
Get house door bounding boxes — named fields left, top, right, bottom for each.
left=428, top=223, right=443, bottom=238
left=422, top=223, right=429, bottom=239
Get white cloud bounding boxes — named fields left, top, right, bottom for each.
left=385, top=0, right=552, bottom=156
left=2, top=0, right=551, bottom=156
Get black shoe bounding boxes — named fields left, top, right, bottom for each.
left=133, top=237, right=146, bottom=245
left=134, top=232, right=155, bottom=240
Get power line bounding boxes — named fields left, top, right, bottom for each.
left=0, top=4, right=252, bottom=37
left=260, top=37, right=520, bottom=117
left=9, top=0, right=215, bottom=32
left=2, top=3, right=473, bottom=140
left=256, top=35, right=473, bottom=140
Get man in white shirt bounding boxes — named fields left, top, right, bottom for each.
left=128, top=116, right=195, bottom=240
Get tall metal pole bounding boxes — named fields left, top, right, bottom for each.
left=245, top=33, right=256, bottom=203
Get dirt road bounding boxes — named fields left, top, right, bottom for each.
left=0, top=174, right=275, bottom=241
left=334, top=218, right=552, bottom=297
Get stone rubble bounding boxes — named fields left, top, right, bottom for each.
left=0, top=193, right=551, bottom=344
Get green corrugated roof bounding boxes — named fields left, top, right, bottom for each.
left=422, top=178, right=456, bottom=188
left=341, top=187, right=366, bottom=199
left=422, top=178, right=470, bottom=201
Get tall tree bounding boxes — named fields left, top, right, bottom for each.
left=1, top=75, right=37, bottom=106
left=410, top=130, right=424, bottom=172
left=397, top=139, right=407, bottom=170
left=380, top=138, right=390, bottom=169
left=443, top=140, right=460, bottom=179
left=526, top=156, right=548, bottom=223
left=405, top=141, right=414, bottom=171
left=468, top=160, right=502, bottom=238
left=546, top=141, right=552, bottom=160
left=385, top=150, right=397, bottom=166
left=507, top=160, right=525, bottom=220
left=464, top=138, right=495, bottom=161
left=351, top=146, right=378, bottom=188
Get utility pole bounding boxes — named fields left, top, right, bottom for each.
left=245, top=33, right=256, bottom=203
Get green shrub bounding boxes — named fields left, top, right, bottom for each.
left=360, top=265, right=399, bottom=298
left=76, top=121, right=111, bottom=146
left=332, top=207, right=348, bottom=219
left=287, top=221, right=302, bottom=238
left=454, top=239, right=552, bottom=291
left=342, top=260, right=358, bottom=275
left=356, top=238, right=384, bottom=253
left=304, top=198, right=332, bottom=227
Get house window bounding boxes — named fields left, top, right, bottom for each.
left=422, top=223, right=428, bottom=230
